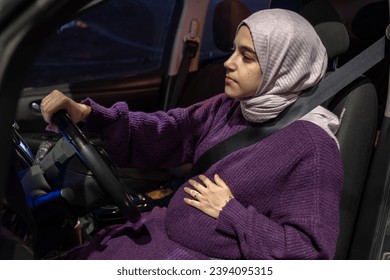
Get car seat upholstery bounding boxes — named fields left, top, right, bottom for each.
left=176, top=0, right=250, bottom=107
left=328, top=76, right=378, bottom=259
left=340, top=1, right=389, bottom=260
left=254, top=0, right=378, bottom=260
left=297, top=0, right=379, bottom=259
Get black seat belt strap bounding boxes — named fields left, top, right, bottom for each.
left=190, top=35, right=387, bottom=177
left=165, top=19, right=200, bottom=110
left=166, top=39, right=198, bottom=109
left=277, top=36, right=386, bottom=127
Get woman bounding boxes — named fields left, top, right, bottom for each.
left=41, top=9, right=343, bottom=259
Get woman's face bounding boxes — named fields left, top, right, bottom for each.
left=224, top=25, right=263, bottom=99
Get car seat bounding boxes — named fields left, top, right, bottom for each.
left=339, top=1, right=389, bottom=260
left=277, top=0, right=379, bottom=259
left=327, top=76, right=378, bottom=259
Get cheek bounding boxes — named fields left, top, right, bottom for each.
left=243, top=72, right=261, bottom=95
left=225, top=67, right=262, bottom=98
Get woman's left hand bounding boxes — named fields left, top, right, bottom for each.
left=184, top=174, right=234, bottom=218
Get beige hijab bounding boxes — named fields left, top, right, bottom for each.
left=239, top=9, right=340, bottom=146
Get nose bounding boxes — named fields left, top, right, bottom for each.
left=224, top=53, right=236, bottom=72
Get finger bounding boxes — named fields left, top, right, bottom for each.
left=183, top=197, right=202, bottom=208
left=183, top=186, right=191, bottom=195
left=41, top=90, right=60, bottom=110
left=188, top=179, right=207, bottom=193
left=184, top=187, right=201, bottom=200
left=40, top=97, right=54, bottom=123
left=198, top=174, right=216, bottom=188
left=41, top=92, right=65, bottom=123
left=41, top=90, right=56, bottom=106
left=214, top=174, right=229, bottom=188
left=46, top=123, right=59, bottom=133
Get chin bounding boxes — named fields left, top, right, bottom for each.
left=224, top=92, right=236, bottom=99
left=225, top=92, right=245, bottom=100
left=224, top=87, right=236, bottom=99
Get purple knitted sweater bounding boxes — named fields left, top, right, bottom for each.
left=67, top=93, right=343, bottom=260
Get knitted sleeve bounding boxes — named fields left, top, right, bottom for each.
left=215, top=126, right=343, bottom=259
left=80, top=94, right=226, bottom=168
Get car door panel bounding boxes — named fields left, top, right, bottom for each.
left=16, top=72, right=162, bottom=153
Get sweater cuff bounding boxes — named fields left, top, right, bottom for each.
left=81, top=98, right=129, bottom=134
left=216, top=199, right=246, bottom=236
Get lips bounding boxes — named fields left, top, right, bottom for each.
left=225, top=75, right=236, bottom=84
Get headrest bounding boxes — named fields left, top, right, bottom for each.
left=299, top=0, right=341, bottom=26
left=314, top=22, right=349, bottom=60
left=213, top=0, right=251, bottom=52
left=268, top=0, right=349, bottom=60
left=300, top=0, right=349, bottom=60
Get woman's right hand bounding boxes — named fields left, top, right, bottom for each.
left=40, top=90, right=91, bottom=132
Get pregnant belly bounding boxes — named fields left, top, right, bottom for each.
left=165, top=187, right=241, bottom=259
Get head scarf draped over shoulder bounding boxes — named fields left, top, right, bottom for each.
left=238, top=9, right=340, bottom=145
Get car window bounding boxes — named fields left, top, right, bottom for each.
left=23, top=0, right=176, bottom=88
left=199, top=0, right=270, bottom=62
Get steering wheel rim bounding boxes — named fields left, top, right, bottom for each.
left=52, top=110, right=141, bottom=222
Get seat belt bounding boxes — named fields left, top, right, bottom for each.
left=165, top=20, right=199, bottom=110
left=189, top=35, right=387, bottom=177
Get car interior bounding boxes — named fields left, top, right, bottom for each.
left=0, top=0, right=389, bottom=260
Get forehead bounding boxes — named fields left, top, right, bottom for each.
left=234, top=25, right=254, bottom=48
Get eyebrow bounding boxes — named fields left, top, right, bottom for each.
left=238, top=45, right=256, bottom=55
left=233, top=43, right=257, bottom=58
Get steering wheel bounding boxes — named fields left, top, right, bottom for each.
left=52, top=110, right=141, bottom=222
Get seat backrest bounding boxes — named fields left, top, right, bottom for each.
left=300, top=1, right=379, bottom=259
left=177, top=0, right=250, bottom=107
left=328, top=77, right=378, bottom=259
left=271, top=0, right=379, bottom=259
